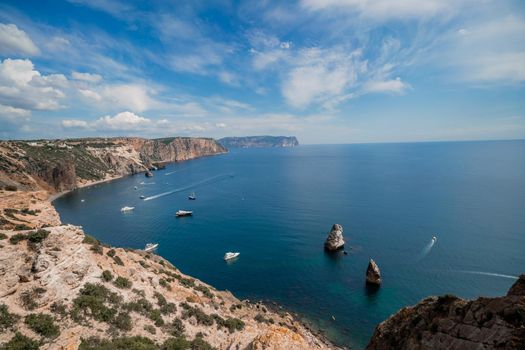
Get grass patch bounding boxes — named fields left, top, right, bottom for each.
left=79, top=336, right=157, bottom=350
left=25, top=313, right=60, bottom=338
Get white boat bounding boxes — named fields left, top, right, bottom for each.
left=175, top=210, right=193, bottom=217
left=224, top=252, right=240, bottom=260
left=144, top=243, right=158, bottom=252
left=134, top=186, right=138, bottom=190
left=140, top=195, right=145, bottom=199
left=188, top=192, right=196, bottom=200
left=121, top=206, right=135, bottom=212
left=432, top=236, right=437, bottom=242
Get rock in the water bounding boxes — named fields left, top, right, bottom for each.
left=324, top=224, right=345, bottom=251
left=366, top=259, right=381, bottom=286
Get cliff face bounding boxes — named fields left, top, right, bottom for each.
left=0, top=137, right=227, bottom=194
left=0, top=189, right=336, bottom=350
left=366, top=276, right=525, bottom=349
left=219, top=136, right=299, bottom=148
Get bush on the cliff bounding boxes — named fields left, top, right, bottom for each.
left=194, top=285, right=213, bottom=298
left=83, top=234, right=100, bottom=245
left=212, top=315, right=245, bottom=333
left=2, top=332, right=39, bottom=350
left=114, top=276, right=132, bottom=289
left=25, top=313, right=60, bottom=338
left=50, top=301, right=68, bottom=318
left=20, top=287, right=46, bottom=310
left=26, top=229, right=49, bottom=243
left=13, top=224, right=32, bottom=231
left=112, top=312, right=132, bottom=331
left=168, top=318, right=185, bottom=337
left=71, top=283, right=121, bottom=324
left=101, top=270, right=113, bottom=282
left=149, top=309, right=164, bottom=327
left=9, top=233, right=27, bottom=244
left=79, top=336, right=157, bottom=350
left=180, top=303, right=213, bottom=326
left=0, top=304, right=19, bottom=331
left=113, top=255, right=124, bottom=266
left=144, top=324, right=156, bottom=334
left=0, top=232, right=7, bottom=240
left=4, top=185, right=18, bottom=191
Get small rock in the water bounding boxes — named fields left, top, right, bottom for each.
left=366, top=259, right=381, bottom=286
left=324, top=224, right=345, bottom=251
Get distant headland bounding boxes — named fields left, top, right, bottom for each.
left=218, top=136, right=299, bottom=148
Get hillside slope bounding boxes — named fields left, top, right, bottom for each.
left=0, top=137, right=227, bottom=194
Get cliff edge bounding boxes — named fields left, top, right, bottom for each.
left=367, top=276, right=525, bottom=349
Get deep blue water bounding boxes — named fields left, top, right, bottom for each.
left=53, top=141, right=525, bottom=348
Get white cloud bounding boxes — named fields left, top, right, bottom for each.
left=282, top=48, right=362, bottom=108
left=0, top=23, right=40, bottom=56
left=93, top=111, right=152, bottom=131
left=78, top=89, right=102, bottom=101
left=301, top=0, right=463, bottom=20
left=72, top=71, right=103, bottom=83
left=0, top=103, right=31, bottom=122
left=102, top=84, right=155, bottom=112
left=62, top=119, right=90, bottom=129
left=0, top=59, right=66, bottom=111
left=363, top=77, right=409, bottom=94
left=218, top=71, right=240, bottom=86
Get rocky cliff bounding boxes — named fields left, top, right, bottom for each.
left=0, top=189, right=337, bottom=350
left=366, top=276, right=525, bottom=349
left=218, top=136, right=299, bottom=148
left=0, top=137, right=227, bottom=194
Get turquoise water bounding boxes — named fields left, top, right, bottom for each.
left=53, top=141, right=525, bottom=348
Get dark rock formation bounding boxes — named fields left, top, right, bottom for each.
left=324, top=224, right=345, bottom=251
left=366, top=275, right=525, bottom=350
left=366, top=259, right=381, bottom=286
left=219, top=136, right=299, bottom=148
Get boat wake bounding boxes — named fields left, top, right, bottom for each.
left=455, top=270, right=518, bottom=280
left=164, top=171, right=177, bottom=176
left=144, top=173, right=233, bottom=201
left=417, top=238, right=436, bottom=260
left=140, top=182, right=156, bottom=185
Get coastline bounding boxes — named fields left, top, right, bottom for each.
left=48, top=174, right=127, bottom=202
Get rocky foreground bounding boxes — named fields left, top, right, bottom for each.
left=0, top=189, right=337, bottom=350
left=367, top=276, right=525, bottom=349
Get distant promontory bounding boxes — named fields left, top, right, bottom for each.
left=219, top=136, right=299, bottom=148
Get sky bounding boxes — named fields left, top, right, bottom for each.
left=0, top=0, right=524, bottom=144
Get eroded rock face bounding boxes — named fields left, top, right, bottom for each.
left=366, top=259, right=381, bottom=286
left=366, top=275, right=525, bottom=350
left=324, top=224, right=345, bottom=251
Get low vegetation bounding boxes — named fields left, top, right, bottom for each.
left=1, top=332, right=39, bottom=350
left=20, top=287, right=46, bottom=310
left=25, top=313, right=60, bottom=338
left=0, top=304, right=19, bottom=331
left=101, top=270, right=113, bottom=282
left=114, top=276, right=132, bottom=289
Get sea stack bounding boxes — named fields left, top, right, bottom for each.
left=324, top=224, right=345, bottom=251
left=366, top=259, right=382, bottom=286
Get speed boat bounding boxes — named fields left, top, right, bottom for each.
left=121, top=206, right=135, bottom=212
left=175, top=210, right=193, bottom=217
left=432, top=236, right=437, bottom=242
left=188, top=192, right=196, bottom=200
left=140, top=195, right=145, bottom=199
left=144, top=243, right=158, bottom=252
left=224, top=252, right=240, bottom=260
left=145, top=171, right=153, bottom=177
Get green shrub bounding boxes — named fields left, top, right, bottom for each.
left=160, top=302, right=176, bottom=315
left=4, top=185, right=17, bottom=191
left=101, top=270, right=113, bottom=282
left=0, top=232, right=7, bottom=240
left=9, top=233, right=27, bottom=244
left=139, top=260, right=149, bottom=268
left=161, top=337, right=190, bottom=350
left=169, top=318, right=185, bottom=337
left=149, top=309, right=164, bottom=327
left=190, top=337, right=215, bottom=350
left=180, top=303, right=213, bottom=326
left=124, top=298, right=152, bottom=316
left=71, top=283, right=121, bottom=323
left=2, top=332, right=39, bottom=350
left=159, top=279, right=171, bottom=290
left=112, top=312, right=132, bottom=331
left=194, top=285, right=213, bottom=298
left=0, top=304, right=19, bottom=331
left=154, top=291, right=167, bottom=306
left=79, top=336, right=157, bottom=350
left=113, top=255, right=124, bottom=266
left=143, top=324, right=156, bottom=334
left=83, top=234, right=100, bottom=245
left=26, top=229, right=49, bottom=243
left=107, top=249, right=115, bottom=257
left=14, top=224, right=32, bottom=231
left=114, top=276, right=132, bottom=289
left=90, top=244, right=103, bottom=255
left=25, top=313, right=60, bottom=338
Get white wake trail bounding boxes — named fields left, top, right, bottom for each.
left=144, top=173, right=232, bottom=201
left=417, top=238, right=436, bottom=260
left=456, top=270, right=518, bottom=280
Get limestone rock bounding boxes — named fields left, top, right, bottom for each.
left=366, top=275, right=525, bottom=350
left=324, top=224, right=345, bottom=251
left=366, top=259, right=381, bottom=286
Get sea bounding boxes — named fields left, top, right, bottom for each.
left=53, top=140, right=525, bottom=348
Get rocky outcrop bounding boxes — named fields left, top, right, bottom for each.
left=324, top=224, right=345, bottom=251
left=219, top=136, right=299, bottom=148
left=0, top=137, right=227, bottom=194
left=366, top=275, right=525, bottom=350
left=366, top=259, right=381, bottom=286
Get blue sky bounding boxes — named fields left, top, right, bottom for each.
left=0, top=0, right=524, bottom=143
